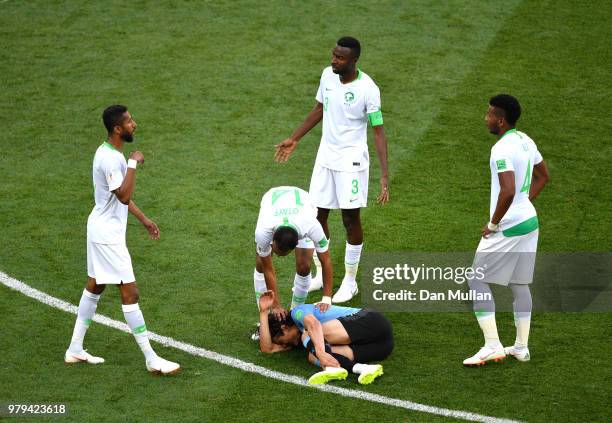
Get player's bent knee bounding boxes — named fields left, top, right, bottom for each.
left=296, top=263, right=311, bottom=276
left=119, top=283, right=140, bottom=304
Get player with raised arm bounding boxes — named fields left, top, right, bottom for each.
left=64, top=105, right=179, bottom=375
left=275, top=36, right=389, bottom=303
left=463, top=95, right=549, bottom=366
left=258, top=290, right=393, bottom=385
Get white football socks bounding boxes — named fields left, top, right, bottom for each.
left=291, top=273, right=310, bottom=309
left=352, top=363, right=368, bottom=374
left=253, top=269, right=266, bottom=309
left=68, top=289, right=100, bottom=354
left=312, top=252, right=323, bottom=279
left=511, top=284, right=532, bottom=351
left=514, top=313, right=531, bottom=351
left=344, top=242, right=363, bottom=283
left=122, top=303, right=157, bottom=361
left=475, top=312, right=502, bottom=349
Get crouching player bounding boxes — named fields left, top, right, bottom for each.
left=254, top=186, right=334, bottom=325
left=258, top=290, right=393, bottom=385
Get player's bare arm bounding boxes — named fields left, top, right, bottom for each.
left=258, top=291, right=292, bottom=354
left=482, top=171, right=515, bottom=238
left=315, top=250, right=333, bottom=312
left=113, top=150, right=144, bottom=205
left=257, top=254, right=287, bottom=320
left=372, top=125, right=389, bottom=204
left=303, top=314, right=340, bottom=367
left=274, top=102, right=323, bottom=163
left=128, top=201, right=160, bottom=240
left=529, top=161, right=549, bottom=201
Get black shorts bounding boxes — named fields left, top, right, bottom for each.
left=337, top=309, right=394, bottom=363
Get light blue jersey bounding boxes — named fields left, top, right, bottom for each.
left=291, top=304, right=361, bottom=332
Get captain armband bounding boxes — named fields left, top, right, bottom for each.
left=368, top=110, right=383, bottom=126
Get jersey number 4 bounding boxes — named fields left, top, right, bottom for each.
left=520, top=159, right=532, bottom=193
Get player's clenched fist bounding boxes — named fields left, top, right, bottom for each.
left=129, top=150, right=145, bottom=164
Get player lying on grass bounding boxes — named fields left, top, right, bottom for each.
left=257, top=291, right=393, bottom=385
left=254, top=187, right=334, bottom=326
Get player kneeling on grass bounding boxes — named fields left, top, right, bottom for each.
left=253, top=187, right=334, bottom=337
left=258, top=291, right=393, bottom=385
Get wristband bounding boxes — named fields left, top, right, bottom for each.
left=487, top=222, right=499, bottom=231
left=127, top=159, right=138, bottom=169
left=320, top=296, right=332, bottom=305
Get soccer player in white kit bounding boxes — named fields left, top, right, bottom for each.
left=64, top=105, right=180, bottom=375
left=254, top=187, right=334, bottom=321
left=275, top=36, right=389, bottom=304
left=463, top=95, right=549, bottom=366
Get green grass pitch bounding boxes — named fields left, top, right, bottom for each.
left=1, top=0, right=610, bottom=422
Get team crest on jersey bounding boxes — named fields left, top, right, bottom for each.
left=344, top=91, right=355, bottom=104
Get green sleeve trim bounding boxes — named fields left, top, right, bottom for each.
left=502, top=216, right=539, bottom=237
left=368, top=110, right=383, bottom=126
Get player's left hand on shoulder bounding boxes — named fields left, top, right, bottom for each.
left=315, top=302, right=330, bottom=313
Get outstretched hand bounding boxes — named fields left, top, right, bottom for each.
left=274, top=139, right=298, bottom=163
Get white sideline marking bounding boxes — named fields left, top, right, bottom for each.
left=1, top=271, right=521, bottom=423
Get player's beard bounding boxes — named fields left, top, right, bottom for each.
left=121, top=129, right=134, bottom=143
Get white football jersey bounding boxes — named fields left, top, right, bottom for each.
left=315, top=66, right=382, bottom=172
left=255, top=186, right=329, bottom=257
left=87, top=142, right=128, bottom=244
left=489, top=129, right=543, bottom=230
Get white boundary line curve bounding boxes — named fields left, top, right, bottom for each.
left=0, top=270, right=521, bottom=423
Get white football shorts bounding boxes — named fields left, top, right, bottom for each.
left=87, top=240, right=136, bottom=284
left=309, top=163, right=368, bottom=209
left=473, top=230, right=539, bottom=286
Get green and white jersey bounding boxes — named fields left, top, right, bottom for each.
left=87, top=142, right=128, bottom=244
left=489, top=129, right=543, bottom=235
left=315, top=66, right=383, bottom=172
left=255, top=186, right=329, bottom=257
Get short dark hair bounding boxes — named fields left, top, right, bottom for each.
left=489, top=94, right=521, bottom=126
left=268, top=313, right=296, bottom=340
left=337, top=36, right=361, bottom=58
left=102, top=105, right=128, bottom=134
left=273, top=226, right=299, bottom=254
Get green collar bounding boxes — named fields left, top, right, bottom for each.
left=103, top=141, right=119, bottom=151
left=499, top=128, right=517, bottom=141
left=340, top=68, right=362, bottom=84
